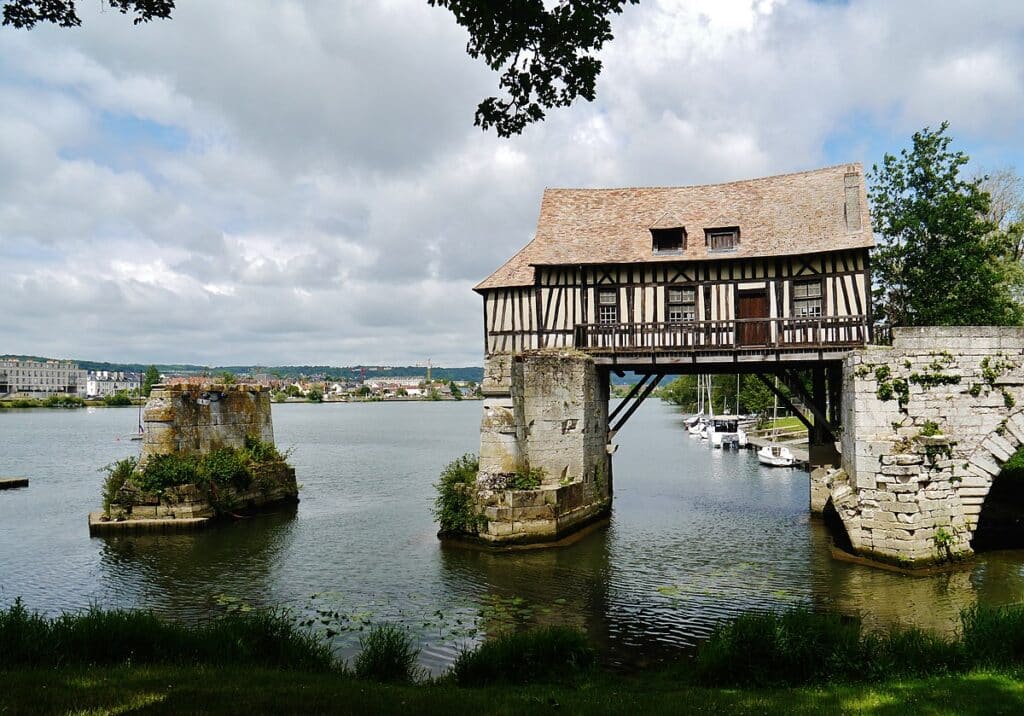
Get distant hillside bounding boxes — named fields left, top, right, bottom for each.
left=1, top=355, right=483, bottom=383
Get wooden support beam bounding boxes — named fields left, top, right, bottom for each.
left=609, top=374, right=664, bottom=438
left=753, top=373, right=813, bottom=432
left=609, top=374, right=651, bottom=423
left=780, top=368, right=836, bottom=438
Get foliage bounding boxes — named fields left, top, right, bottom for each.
left=869, top=123, right=1023, bottom=329
left=449, top=381, right=462, bottom=400
left=660, top=373, right=790, bottom=421
left=142, top=365, right=161, bottom=397
left=101, top=457, right=138, bottom=515
left=508, top=465, right=545, bottom=490
left=919, top=420, right=941, bottom=437
left=285, top=384, right=304, bottom=398
left=102, top=390, right=133, bottom=407
left=0, top=598, right=334, bottom=671
left=272, top=390, right=288, bottom=403
left=356, top=385, right=371, bottom=398
left=218, top=371, right=238, bottom=385
left=352, top=623, right=423, bottom=683
left=307, top=387, right=323, bottom=403
left=451, top=626, right=595, bottom=686
left=42, top=394, right=86, bottom=408
left=433, top=453, right=482, bottom=535
left=1000, top=446, right=1024, bottom=479
left=109, top=437, right=290, bottom=515
left=959, top=603, right=1024, bottom=665
left=693, top=608, right=956, bottom=687
left=429, top=0, right=639, bottom=136
left=2, top=0, right=172, bottom=28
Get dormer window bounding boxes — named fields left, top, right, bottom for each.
left=705, top=227, right=740, bottom=251
left=651, top=227, right=686, bottom=254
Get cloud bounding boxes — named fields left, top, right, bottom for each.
left=1, top=0, right=1023, bottom=366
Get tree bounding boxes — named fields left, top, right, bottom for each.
left=5, top=0, right=638, bottom=137
left=307, top=387, right=323, bottom=403
left=2, top=0, right=171, bottom=27
left=449, top=381, right=463, bottom=400
left=869, top=123, right=1022, bottom=328
left=979, top=167, right=1024, bottom=263
left=218, top=371, right=237, bottom=385
left=141, top=365, right=160, bottom=397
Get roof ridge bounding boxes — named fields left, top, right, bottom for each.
left=541, top=162, right=862, bottom=194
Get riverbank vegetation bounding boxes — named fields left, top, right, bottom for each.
left=0, top=393, right=143, bottom=409
left=5, top=602, right=1024, bottom=714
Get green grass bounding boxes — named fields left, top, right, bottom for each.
left=0, top=599, right=334, bottom=671
left=3, top=665, right=1024, bottom=715
left=451, top=625, right=595, bottom=686
left=353, top=623, right=423, bottom=683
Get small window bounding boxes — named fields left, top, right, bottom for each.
left=651, top=227, right=686, bottom=254
left=793, top=279, right=823, bottom=317
left=705, top=227, right=740, bottom=251
left=598, top=288, right=618, bottom=325
left=667, top=286, right=696, bottom=323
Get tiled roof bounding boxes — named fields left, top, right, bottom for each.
left=475, top=163, right=873, bottom=291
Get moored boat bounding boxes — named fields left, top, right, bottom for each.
left=758, top=444, right=796, bottom=467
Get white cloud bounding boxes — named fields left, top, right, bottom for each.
left=1, top=0, right=1023, bottom=365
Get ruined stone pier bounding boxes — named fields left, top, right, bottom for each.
left=472, top=351, right=612, bottom=544
left=823, top=327, right=1024, bottom=567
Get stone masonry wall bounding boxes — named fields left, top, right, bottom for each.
left=827, top=327, right=1024, bottom=566
left=474, top=351, right=612, bottom=544
left=142, top=383, right=275, bottom=461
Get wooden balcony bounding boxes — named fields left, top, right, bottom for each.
left=573, top=315, right=869, bottom=367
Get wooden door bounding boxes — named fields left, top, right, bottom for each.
left=737, top=291, right=769, bottom=346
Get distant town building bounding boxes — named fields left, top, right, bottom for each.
left=86, top=370, right=141, bottom=398
left=0, top=359, right=87, bottom=398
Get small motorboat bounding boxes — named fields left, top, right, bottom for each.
left=758, top=444, right=796, bottom=467
left=708, top=415, right=748, bottom=448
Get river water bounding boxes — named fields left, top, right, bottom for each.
left=3, top=400, right=1024, bottom=671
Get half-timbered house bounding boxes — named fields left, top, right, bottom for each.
left=475, top=163, right=874, bottom=367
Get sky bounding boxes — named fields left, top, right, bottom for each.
left=1, top=0, right=1023, bottom=367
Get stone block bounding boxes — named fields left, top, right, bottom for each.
left=131, top=505, right=158, bottom=518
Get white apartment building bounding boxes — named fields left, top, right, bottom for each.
left=0, top=359, right=87, bottom=398
left=86, top=370, right=142, bottom=398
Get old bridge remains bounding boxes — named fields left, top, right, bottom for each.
left=468, top=164, right=1024, bottom=567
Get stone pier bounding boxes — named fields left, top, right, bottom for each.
left=824, top=327, right=1024, bottom=567
left=471, top=351, right=612, bottom=545
left=90, top=382, right=296, bottom=535
left=142, top=383, right=275, bottom=461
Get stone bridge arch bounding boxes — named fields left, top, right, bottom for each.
left=824, top=327, right=1024, bottom=567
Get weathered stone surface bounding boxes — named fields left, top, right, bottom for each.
left=833, top=327, right=1024, bottom=567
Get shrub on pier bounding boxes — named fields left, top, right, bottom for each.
left=433, top=453, right=482, bottom=535
left=101, top=436, right=295, bottom=519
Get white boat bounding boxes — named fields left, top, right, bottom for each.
left=758, top=444, right=796, bottom=467
left=708, top=415, right=748, bottom=448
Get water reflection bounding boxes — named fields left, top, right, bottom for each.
left=96, top=506, right=298, bottom=618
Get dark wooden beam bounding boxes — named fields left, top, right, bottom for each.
left=753, top=373, right=813, bottom=432
left=609, top=374, right=651, bottom=423
left=609, top=374, right=664, bottom=438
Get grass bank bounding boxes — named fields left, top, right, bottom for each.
left=4, top=665, right=1024, bottom=715
left=5, top=603, right=1024, bottom=714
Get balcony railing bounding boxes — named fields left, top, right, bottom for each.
left=573, top=315, right=869, bottom=353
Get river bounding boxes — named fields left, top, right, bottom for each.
left=3, top=400, right=1024, bottom=671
